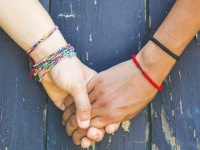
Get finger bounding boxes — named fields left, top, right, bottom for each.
left=62, top=104, right=76, bottom=125
left=86, top=73, right=97, bottom=94
left=71, top=84, right=91, bottom=129
left=64, top=95, right=74, bottom=109
left=105, top=123, right=120, bottom=134
left=87, top=127, right=105, bottom=142
left=81, top=137, right=93, bottom=149
left=72, top=128, right=87, bottom=145
left=89, top=117, right=109, bottom=129
left=66, top=114, right=79, bottom=136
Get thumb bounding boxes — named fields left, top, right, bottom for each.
left=71, top=84, right=91, bottom=129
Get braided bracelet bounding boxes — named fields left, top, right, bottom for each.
left=132, top=54, right=163, bottom=91
left=26, top=26, right=58, bottom=55
left=30, top=44, right=76, bottom=81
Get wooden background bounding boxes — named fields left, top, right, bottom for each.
left=0, top=0, right=200, bottom=149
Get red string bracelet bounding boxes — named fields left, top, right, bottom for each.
left=132, top=54, right=163, bottom=91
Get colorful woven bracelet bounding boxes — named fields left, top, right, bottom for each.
left=30, top=44, right=76, bottom=81
left=26, top=26, right=58, bottom=55
left=132, top=54, right=163, bottom=91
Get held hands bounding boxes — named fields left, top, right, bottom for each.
left=62, top=59, right=160, bottom=148
left=39, top=56, right=96, bottom=129
left=62, top=43, right=176, bottom=148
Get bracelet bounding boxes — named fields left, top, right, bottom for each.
left=26, top=26, right=58, bottom=55
left=30, top=44, right=76, bottom=81
left=150, top=37, right=180, bottom=61
left=132, top=54, right=163, bottom=91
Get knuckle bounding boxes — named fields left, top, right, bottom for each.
left=95, top=74, right=104, bottom=85
left=98, top=97, right=110, bottom=108
left=69, top=117, right=78, bottom=128
left=77, top=128, right=87, bottom=135
left=77, top=104, right=91, bottom=112
left=107, top=112, right=120, bottom=122
left=69, top=105, right=76, bottom=114
left=73, top=82, right=85, bottom=91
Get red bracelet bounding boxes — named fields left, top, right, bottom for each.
left=132, top=54, right=163, bottom=91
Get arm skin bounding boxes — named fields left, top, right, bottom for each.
left=63, top=0, right=200, bottom=148
left=0, top=0, right=97, bottom=129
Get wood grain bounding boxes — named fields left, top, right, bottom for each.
left=150, top=1, right=200, bottom=150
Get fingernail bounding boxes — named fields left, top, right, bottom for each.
left=80, top=120, right=90, bottom=129
left=60, top=104, right=65, bottom=111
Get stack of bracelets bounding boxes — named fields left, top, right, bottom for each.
left=132, top=37, right=180, bottom=91
left=26, top=26, right=76, bottom=82
left=26, top=25, right=180, bottom=89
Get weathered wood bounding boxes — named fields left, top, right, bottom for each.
left=150, top=1, right=200, bottom=150
left=0, top=1, right=49, bottom=150
left=0, top=29, right=47, bottom=150
left=47, top=0, right=148, bottom=149
left=2, top=0, right=199, bottom=150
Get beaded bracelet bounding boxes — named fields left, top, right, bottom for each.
left=26, top=26, right=58, bottom=55
left=30, top=44, right=76, bottom=81
left=132, top=54, right=163, bottom=91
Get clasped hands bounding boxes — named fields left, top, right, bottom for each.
left=40, top=49, right=160, bottom=148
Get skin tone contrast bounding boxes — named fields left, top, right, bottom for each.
left=0, top=0, right=200, bottom=148
left=62, top=0, right=200, bottom=148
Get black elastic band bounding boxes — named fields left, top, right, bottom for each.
left=150, top=37, right=180, bottom=61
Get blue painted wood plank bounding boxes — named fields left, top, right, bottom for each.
left=47, top=0, right=148, bottom=149
left=0, top=29, right=47, bottom=150
left=149, top=1, right=200, bottom=150
left=0, top=1, right=49, bottom=150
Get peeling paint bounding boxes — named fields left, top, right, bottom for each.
left=85, top=51, right=89, bottom=61
left=161, top=107, right=180, bottom=150
left=197, top=138, right=200, bottom=150
left=76, top=26, right=79, bottom=31
left=178, top=70, right=182, bottom=79
left=149, top=16, right=152, bottom=28
left=170, top=93, right=173, bottom=101
left=106, top=135, right=112, bottom=149
left=145, top=122, right=149, bottom=143
left=89, top=34, right=93, bottom=43
left=180, top=98, right=183, bottom=115
left=138, top=33, right=141, bottom=51
left=91, top=143, right=96, bottom=150
left=194, top=129, right=197, bottom=138
left=144, top=0, right=147, bottom=21
left=168, top=75, right=172, bottom=83
left=155, top=111, right=158, bottom=118
left=122, top=120, right=131, bottom=132
left=152, top=144, right=159, bottom=150
left=172, top=110, right=175, bottom=116
left=94, top=0, right=97, bottom=5
left=58, top=3, right=75, bottom=19
left=58, top=13, right=75, bottom=19
left=5, top=147, right=8, bottom=150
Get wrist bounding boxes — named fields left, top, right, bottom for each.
left=29, top=30, right=67, bottom=63
left=136, top=41, right=176, bottom=85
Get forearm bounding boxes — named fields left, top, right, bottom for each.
left=0, top=0, right=67, bottom=62
left=137, top=0, right=200, bottom=85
